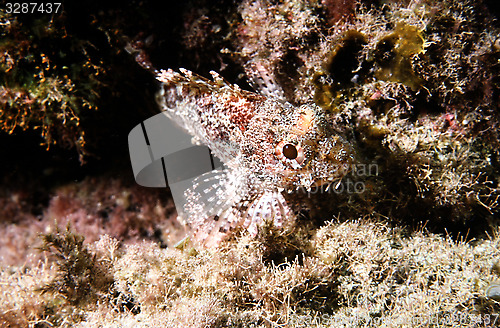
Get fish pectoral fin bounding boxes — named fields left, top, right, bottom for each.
left=183, top=167, right=248, bottom=228
left=242, top=190, right=294, bottom=237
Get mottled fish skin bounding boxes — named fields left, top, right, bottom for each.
left=156, top=68, right=353, bottom=241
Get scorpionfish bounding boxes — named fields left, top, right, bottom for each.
left=156, top=68, right=353, bottom=242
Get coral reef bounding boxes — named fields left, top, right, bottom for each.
left=0, top=4, right=164, bottom=163
left=0, top=11, right=104, bottom=160
left=0, top=174, right=179, bottom=268
left=3, top=221, right=500, bottom=327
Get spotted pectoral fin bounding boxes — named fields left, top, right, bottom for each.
left=188, top=206, right=243, bottom=247
left=242, top=190, right=295, bottom=237
left=182, top=167, right=247, bottom=229
left=188, top=190, right=295, bottom=246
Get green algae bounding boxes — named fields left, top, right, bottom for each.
left=374, top=23, right=425, bottom=91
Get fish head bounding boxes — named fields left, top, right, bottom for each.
left=270, top=104, right=354, bottom=190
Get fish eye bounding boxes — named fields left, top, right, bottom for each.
left=282, top=144, right=298, bottom=159
left=275, top=141, right=305, bottom=167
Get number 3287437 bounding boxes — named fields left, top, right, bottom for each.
left=5, top=3, right=62, bottom=14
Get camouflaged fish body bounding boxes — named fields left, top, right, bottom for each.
left=156, top=68, right=353, bottom=238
